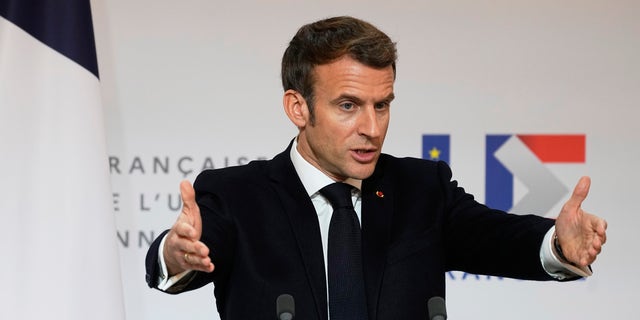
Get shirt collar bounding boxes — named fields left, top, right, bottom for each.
left=290, top=138, right=335, bottom=197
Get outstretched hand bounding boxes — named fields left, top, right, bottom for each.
left=163, top=180, right=215, bottom=276
left=555, top=176, right=607, bottom=267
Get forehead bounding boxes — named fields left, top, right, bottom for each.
left=312, top=56, right=395, bottom=98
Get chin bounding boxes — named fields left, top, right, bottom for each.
left=347, top=166, right=376, bottom=180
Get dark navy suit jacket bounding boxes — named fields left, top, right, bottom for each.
left=146, top=143, right=556, bottom=319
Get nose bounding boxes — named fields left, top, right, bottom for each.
left=357, top=106, right=382, bottom=138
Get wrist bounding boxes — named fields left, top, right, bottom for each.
left=553, top=232, right=572, bottom=265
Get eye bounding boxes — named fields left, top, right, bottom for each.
left=340, top=102, right=355, bottom=111
left=374, top=101, right=390, bottom=110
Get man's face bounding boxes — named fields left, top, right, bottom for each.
left=295, top=56, right=395, bottom=182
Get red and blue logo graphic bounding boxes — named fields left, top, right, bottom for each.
left=486, top=134, right=585, bottom=214
left=423, top=133, right=586, bottom=215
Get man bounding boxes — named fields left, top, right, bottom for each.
left=146, top=16, right=607, bottom=319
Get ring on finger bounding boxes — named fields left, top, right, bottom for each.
left=184, top=252, right=190, bottom=263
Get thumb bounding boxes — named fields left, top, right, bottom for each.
left=565, top=176, right=591, bottom=210
left=180, top=180, right=202, bottom=239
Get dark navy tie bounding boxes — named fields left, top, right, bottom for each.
left=320, top=182, right=368, bottom=320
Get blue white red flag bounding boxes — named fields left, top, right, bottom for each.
left=0, top=1, right=125, bottom=319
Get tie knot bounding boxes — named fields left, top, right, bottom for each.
left=320, top=182, right=354, bottom=210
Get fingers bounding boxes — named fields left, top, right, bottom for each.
left=174, top=220, right=197, bottom=241
left=179, top=236, right=214, bottom=272
left=179, top=180, right=203, bottom=240
left=165, top=230, right=214, bottom=274
left=594, top=217, right=607, bottom=243
left=564, top=176, right=591, bottom=210
left=586, top=213, right=607, bottom=245
left=180, top=180, right=198, bottom=213
left=183, top=249, right=215, bottom=273
left=584, top=237, right=603, bottom=265
left=172, top=233, right=209, bottom=256
left=164, top=180, right=213, bottom=274
left=584, top=213, right=607, bottom=261
left=555, top=177, right=607, bottom=267
left=598, top=218, right=608, bottom=236
left=592, top=237, right=603, bottom=253
left=581, top=214, right=607, bottom=265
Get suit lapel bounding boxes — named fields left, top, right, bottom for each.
left=361, top=156, right=394, bottom=319
left=268, top=144, right=328, bottom=320
left=267, top=144, right=394, bottom=320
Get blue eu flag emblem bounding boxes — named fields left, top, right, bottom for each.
left=422, top=134, right=450, bottom=164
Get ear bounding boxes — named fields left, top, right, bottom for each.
left=283, top=89, right=309, bottom=128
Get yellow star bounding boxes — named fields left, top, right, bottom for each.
left=429, top=147, right=441, bottom=160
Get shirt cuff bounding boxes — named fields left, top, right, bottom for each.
left=156, top=234, right=194, bottom=291
left=540, top=225, right=592, bottom=280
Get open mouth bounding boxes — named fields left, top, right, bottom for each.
left=351, top=148, right=377, bottom=162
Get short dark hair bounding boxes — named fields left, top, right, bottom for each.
left=281, top=16, right=397, bottom=117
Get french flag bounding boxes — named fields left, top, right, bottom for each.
left=0, top=1, right=124, bottom=319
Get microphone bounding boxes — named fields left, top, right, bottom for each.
left=427, top=296, right=447, bottom=320
left=276, top=294, right=295, bottom=320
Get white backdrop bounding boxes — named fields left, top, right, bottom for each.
left=92, top=0, right=640, bottom=319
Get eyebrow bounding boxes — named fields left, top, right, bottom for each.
left=384, top=93, right=396, bottom=103
left=330, top=93, right=395, bottom=106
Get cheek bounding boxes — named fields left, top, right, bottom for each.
left=320, top=130, right=350, bottom=161
left=380, top=115, right=390, bottom=129
left=322, top=122, right=353, bottom=141
left=380, top=118, right=390, bottom=137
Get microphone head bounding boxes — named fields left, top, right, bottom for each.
left=427, top=296, right=447, bottom=320
left=276, top=294, right=295, bottom=320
